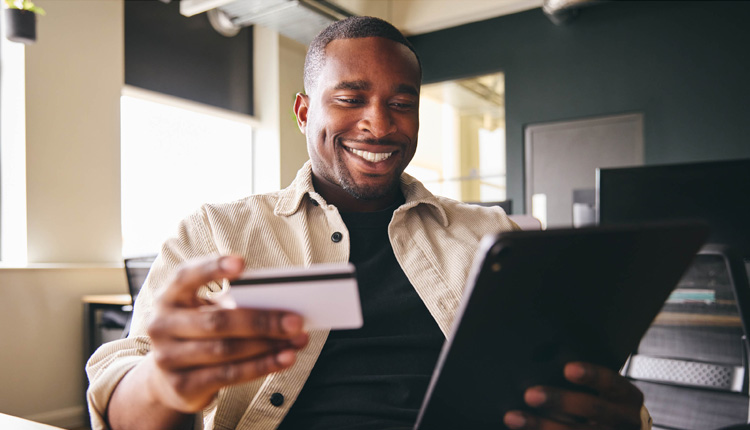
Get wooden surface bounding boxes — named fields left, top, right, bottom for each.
left=654, top=311, right=743, bottom=327
left=81, top=294, right=132, bottom=305
left=0, top=413, right=65, bottom=430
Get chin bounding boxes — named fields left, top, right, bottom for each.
left=341, top=176, right=399, bottom=201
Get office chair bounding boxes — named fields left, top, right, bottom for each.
left=121, top=255, right=157, bottom=337
left=96, top=255, right=157, bottom=342
left=622, top=245, right=750, bottom=430
left=466, top=200, right=543, bottom=230
left=507, top=215, right=542, bottom=231
left=466, top=200, right=512, bottom=214
left=124, top=255, right=157, bottom=302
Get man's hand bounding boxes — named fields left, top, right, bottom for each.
left=108, top=255, right=309, bottom=430
left=503, top=362, right=644, bottom=430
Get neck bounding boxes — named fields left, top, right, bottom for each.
left=311, top=175, right=401, bottom=213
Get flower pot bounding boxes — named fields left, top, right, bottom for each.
left=4, top=8, right=36, bottom=44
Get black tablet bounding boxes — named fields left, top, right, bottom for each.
left=414, top=222, right=710, bottom=430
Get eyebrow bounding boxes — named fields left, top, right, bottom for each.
left=334, top=80, right=370, bottom=91
left=333, top=80, right=419, bottom=97
left=395, top=83, right=419, bottom=97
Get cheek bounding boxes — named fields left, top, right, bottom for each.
left=399, top=115, right=420, bottom=144
left=305, top=114, right=339, bottom=166
left=305, top=114, right=328, bottom=148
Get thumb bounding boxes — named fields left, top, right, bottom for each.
left=160, top=255, right=244, bottom=307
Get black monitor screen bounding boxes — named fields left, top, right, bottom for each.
left=597, top=159, right=750, bottom=259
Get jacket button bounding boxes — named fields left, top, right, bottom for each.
left=331, top=232, right=343, bottom=243
left=270, top=392, right=284, bottom=407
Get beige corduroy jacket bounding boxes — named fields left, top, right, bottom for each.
left=86, top=161, right=650, bottom=430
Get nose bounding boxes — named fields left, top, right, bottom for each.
left=358, top=103, right=397, bottom=138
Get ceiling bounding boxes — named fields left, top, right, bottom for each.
left=179, top=0, right=544, bottom=45
left=329, top=0, right=543, bottom=35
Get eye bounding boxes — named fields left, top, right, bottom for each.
left=390, top=100, right=417, bottom=111
left=335, top=97, right=364, bottom=106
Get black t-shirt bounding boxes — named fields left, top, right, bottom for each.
left=277, top=197, right=445, bottom=430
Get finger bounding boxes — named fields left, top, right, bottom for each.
left=165, top=349, right=298, bottom=400
left=564, top=362, right=644, bottom=406
left=523, top=386, right=641, bottom=429
left=148, top=308, right=305, bottom=340
left=152, top=334, right=309, bottom=370
left=160, top=256, right=245, bottom=308
left=504, top=410, right=600, bottom=430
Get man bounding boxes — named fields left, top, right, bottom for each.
left=87, top=16, right=648, bottom=430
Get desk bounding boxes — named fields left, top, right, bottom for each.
left=82, top=294, right=132, bottom=360
left=81, top=294, right=131, bottom=427
left=0, top=413, right=64, bottom=430
left=82, top=294, right=131, bottom=305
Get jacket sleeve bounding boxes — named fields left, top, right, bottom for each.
left=85, top=207, right=220, bottom=430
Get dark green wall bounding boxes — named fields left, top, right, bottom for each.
left=409, top=2, right=750, bottom=213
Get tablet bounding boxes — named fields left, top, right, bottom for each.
left=415, top=221, right=710, bottom=430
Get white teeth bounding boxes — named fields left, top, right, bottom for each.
left=347, top=147, right=393, bottom=163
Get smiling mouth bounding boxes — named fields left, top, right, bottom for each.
left=346, top=147, right=394, bottom=163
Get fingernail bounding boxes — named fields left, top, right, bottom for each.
left=219, top=256, right=242, bottom=272
left=276, top=350, right=296, bottom=366
left=290, top=333, right=309, bottom=348
left=504, top=412, right=526, bottom=429
left=524, top=388, right=546, bottom=407
left=566, top=363, right=586, bottom=381
left=281, top=314, right=303, bottom=334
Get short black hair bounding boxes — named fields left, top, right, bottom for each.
left=303, top=16, right=422, bottom=94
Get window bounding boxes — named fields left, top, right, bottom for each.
left=407, top=72, right=507, bottom=206
left=0, top=24, right=28, bottom=263
left=120, top=87, right=255, bottom=256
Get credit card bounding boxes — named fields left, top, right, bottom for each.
left=214, top=263, right=363, bottom=330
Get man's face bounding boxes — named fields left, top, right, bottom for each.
left=295, top=37, right=421, bottom=208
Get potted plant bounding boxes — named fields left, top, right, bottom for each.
left=4, top=0, right=45, bottom=44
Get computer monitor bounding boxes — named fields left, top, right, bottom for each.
left=597, top=159, right=750, bottom=259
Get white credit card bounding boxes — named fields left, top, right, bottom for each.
left=214, top=263, right=363, bottom=330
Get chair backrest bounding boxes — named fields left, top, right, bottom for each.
left=508, top=214, right=542, bottom=231
left=124, top=255, right=157, bottom=303
left=467, top=200, right=513, bottom=214
left=622, top=244, right=750, bottom=430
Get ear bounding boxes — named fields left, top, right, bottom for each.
left=294, top=93, right=309, bottom=134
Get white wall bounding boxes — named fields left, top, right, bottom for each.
left=331, top=0, right=541, bottom=35
left=24, top=0, right=124, bottom=265
left=0, top=267, right=126, bottom=428
left=252, top=27, right=308, bottom=192
left=251, top=25, right=282, bottom=193
left=278, top=35, right=309, bottom=188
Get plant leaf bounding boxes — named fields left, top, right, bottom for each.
left=4, top=0, right=45, bottom=15
left=25, top=1, right=45, bottom=15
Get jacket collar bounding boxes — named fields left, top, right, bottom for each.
left=274, top=160, right=450, bottom=227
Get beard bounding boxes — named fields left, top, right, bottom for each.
left=327, top=146, right=402, bottom=201
left=337, top=170, right=400, bottom=201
